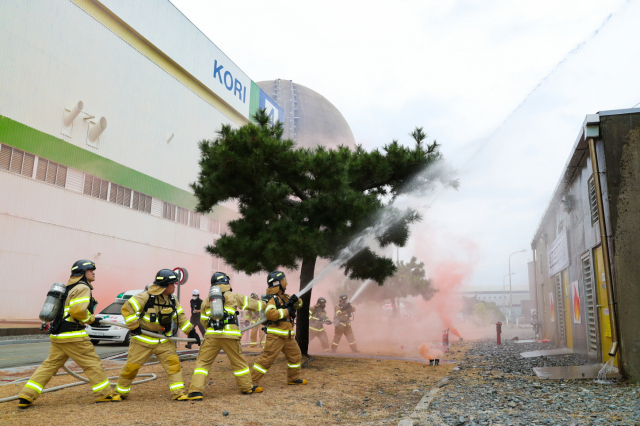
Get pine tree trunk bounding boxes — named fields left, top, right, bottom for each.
left=295, top=256, right=316, bottom=356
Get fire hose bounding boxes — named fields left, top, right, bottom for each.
left=0, top=362, right=158, bottom=403
left=0, top=319, right=197, bottom=404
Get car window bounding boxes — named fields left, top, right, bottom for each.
left=99, top=302, right=125, bottom=315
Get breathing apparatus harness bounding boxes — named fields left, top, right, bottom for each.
left=139, top=292, right=178, bottom=336
left=207, top=286, right=239, bottom=330
left=47, top=282, right=98, bottom=334
left=334, top=302, right=355, bottom=327
left=261, top=293, right=298, bottom=333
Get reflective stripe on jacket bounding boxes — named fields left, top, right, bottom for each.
left=334, top=303, right=356, bottom=327
left=200, top=285, right=264, bottom=340
left=121, top=291, right=192, bottom=348
left=264, top=287, right=295, bottom=337
left=50, top=282, right=95, bottom=343
left=309, top=305, right=329, bottom=331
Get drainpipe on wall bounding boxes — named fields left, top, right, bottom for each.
left=532, top=246, right=540, bottom=339
left=587, top=134, right=621, bottom=364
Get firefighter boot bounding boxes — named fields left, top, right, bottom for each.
left=288, top=379, right=308, bottom=385
left=95, top=394, right=123, bottom=403
left=18, top=398, right=32, bottom=409
left=173, top=394, right=190, bottom=401
left=187, top=392, right=203, bottom=401
left=242, top=385, right=263, bottom=394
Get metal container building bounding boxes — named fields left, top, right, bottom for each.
left=531, top=108, right=640, bottom=380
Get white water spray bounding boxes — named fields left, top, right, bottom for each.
left=595, top=358, right=616, bottom=384
left=350, top=280, right=372, bottom=303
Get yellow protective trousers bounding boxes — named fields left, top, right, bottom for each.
left=116, top=340, right=185, bottom=397
left=332, top=325, right=358, bottom=352
left=251, top=334, right=301, bottom=383
left=310, top=329, right=331, bottom=351
left=188, top=337, right=252, bottom=394
left=18, top=340, right=113, bottom=402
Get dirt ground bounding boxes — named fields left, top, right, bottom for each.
left=0, top=343, right=464, bottom=426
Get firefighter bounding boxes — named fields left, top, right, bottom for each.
left=247, top=293, right=263, bottom=348
left=186, top=289, right=204, bottom=349
left=250, top=271, right=307, bottom=387
left=309, top=297, right=331, bottom=352
left=115, top=269, right=199, bottom=401
left=332, top=294, right=358, bottom=352
left=18, top=260, right=121, bottom=409
left=186, top=272, right=264, bottom=400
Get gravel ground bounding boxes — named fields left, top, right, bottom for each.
left=405, top=338, right=640, bottom=426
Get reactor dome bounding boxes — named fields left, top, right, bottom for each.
left=256, top=79, right=356, bottom=149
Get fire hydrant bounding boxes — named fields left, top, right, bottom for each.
left=496, top=322, right=502, bottom=345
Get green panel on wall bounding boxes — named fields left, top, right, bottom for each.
left=0, top=115, right=235, bottom=220
left=249, top=81, right=261, bottom=123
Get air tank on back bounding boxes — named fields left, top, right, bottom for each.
left=208, top=286, right=225, bottom=322
left=256, top=79, right=356, bottom=149
left=39, top=282, right=67, bottom=322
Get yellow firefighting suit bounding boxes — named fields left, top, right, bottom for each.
left=19, top=277, right=115, bottom=402
left=251, top=287, right=302, bottom=383
left=187, top=285, right=264, bottom=394
left=332, top=303, right=358, bottom=352
left=309, top=304, right=331, bottom=352
left=248, top=311, right=262, bottom=347
left=115, top=285, right=193, bottom=398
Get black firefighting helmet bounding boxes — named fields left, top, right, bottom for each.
left=70, top=260, right=96, bottom=277
left=250, top=293, right=259, bottom=300
left=317, top=297, right=327, bottom=305
left=267, top=271, right=286, bottom=287
left=211, top=271, right=230, bottom=285
left=339, top=294, right=349, bottom=303
left=154, top=269, right=179, bottom=287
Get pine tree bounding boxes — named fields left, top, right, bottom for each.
left=190, top=109, right=457, bottom=354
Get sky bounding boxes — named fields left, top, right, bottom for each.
left=171, top=0, right=640, bottom=294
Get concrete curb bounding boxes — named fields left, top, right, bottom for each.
left=398, top=376, right=451, bottom=426
left=0, top=339, right=47, bottom=346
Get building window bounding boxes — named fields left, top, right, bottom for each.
left=0, top=144, right=36, bottom=178
left=588, top=176, right=599, bottom=225
left=177, top=206, right=189, bottom=225
left=83, top=174, right=108, bottom=200
left=190, top=212, right=201, bottom=229
left=163, top=201, right=176, bottom=221
left=109, top=183, right=132, bottom=207
left=132, top=191, right=152, bottom=214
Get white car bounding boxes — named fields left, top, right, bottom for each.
left=86, top=290, right=143, bottom=345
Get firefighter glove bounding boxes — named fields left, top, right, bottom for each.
left=131, top=326, right=142, bottom=336
left=288, top=294, right=299, bottom=307
left=188, top=328, right=201, bottom=346
left=347, top=303, right=352, bottom=310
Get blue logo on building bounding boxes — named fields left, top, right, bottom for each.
left=213, top=60, right=246, bottom=103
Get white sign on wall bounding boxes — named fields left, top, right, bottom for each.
left=547, top=230, right=569, bottom=278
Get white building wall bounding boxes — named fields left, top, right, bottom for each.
left=100, top=0, right=253, bottom=118
left=0, top=170, right=220, bottom=319
left=0, top=1, right=255, bottom=320
left=0, top=0, right=236, bottom=194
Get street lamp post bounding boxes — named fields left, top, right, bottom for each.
left=502, top=273, right=515, bottom=317
left=509, top=249, right=527, bottom=324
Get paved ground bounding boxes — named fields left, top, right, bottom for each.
left=0, top=341, right=126, bottom=369
left=400, top=338, right=640, bottom=426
